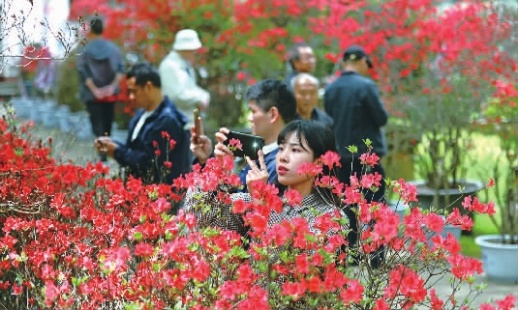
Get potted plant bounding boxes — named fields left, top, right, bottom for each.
left=474, top=81, right=518, bottom=284
left=406, top=74, right=485, bottom=215
left=392, top=2, right=515, bottom=217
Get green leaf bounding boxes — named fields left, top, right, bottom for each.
left=165, top=230, right=174, bottom=240
left=124, top=302, right=143, bottom=310
left=229, top=246, right=250, bottom=259
left=133, top=232, right=143, bottom=241
left=347, top=145, right=358, bottom=154
left=147, top=189, right=159, bottom=201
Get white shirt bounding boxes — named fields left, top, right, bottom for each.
left=262, top=142, right=278, bottom=155
left=131, top=111, right=153, bottom=142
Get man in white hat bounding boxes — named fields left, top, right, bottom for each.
left=159, top=29, right=210, bottom=127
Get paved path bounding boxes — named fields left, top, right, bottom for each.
left=2, top=102, right=517, bottom=308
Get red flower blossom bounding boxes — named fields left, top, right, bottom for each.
left=462, top=196, right=495, bottom=215
left=283, top=189, right=302, bottom=206
left=134, top=242, right=154, bottom=257
left=295, top=254, right=310, bottom=274
left=447, top=254, right=483, bottom=280
left=282, top=281, right=306, bottom=300
left=359, top=152, right=380, bottom=167
left=307, top=276, right=322, bottom=293
left=227, top=138, right=243, bottom=151
left=161, top=131, right=170, bottom=140
left=296, top=162, right=322, bottom=177
left=319, top=151, right=341, bottom=169
left=340, top=279, right=364, bottom=304
left=169, top=139, right=177, bottom=150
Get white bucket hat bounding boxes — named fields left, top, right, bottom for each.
left=173, top=29, right=202, bottom=51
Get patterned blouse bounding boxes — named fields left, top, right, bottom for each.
left=183, top=189, right=346, bottom=239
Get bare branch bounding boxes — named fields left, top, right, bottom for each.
left=0, top=0, right=86, bottom=75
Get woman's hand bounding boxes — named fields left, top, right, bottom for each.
left=245, top=150, right=268, bottom=194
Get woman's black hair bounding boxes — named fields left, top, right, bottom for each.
left=275, top=119, right=339, bottom=199
left=277, top=119, right=337, bottom=161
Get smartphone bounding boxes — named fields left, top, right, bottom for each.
left=223, top=131, right=265, bottom=160
left=193, top=108, right=202, bottom=143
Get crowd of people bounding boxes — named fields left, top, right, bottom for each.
left=80, top=17, right=389, bottom=266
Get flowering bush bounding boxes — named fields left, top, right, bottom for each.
left=1, top=112, right=517, bottom=309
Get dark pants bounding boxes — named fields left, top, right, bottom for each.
left=338, top=156, right=386, bottom=267
left=86, top=101, right=116, bottom=137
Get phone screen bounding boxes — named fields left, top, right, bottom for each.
left=223, top=131, right=265, bottom=160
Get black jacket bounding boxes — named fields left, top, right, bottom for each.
left=294, top=108, right=334, bottom=130
left=324, top=71, right=388, bottom=159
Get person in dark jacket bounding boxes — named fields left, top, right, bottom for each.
left=292, top=73, right=333, bottom=130
left=77, top=17, right=125, bottom=161
left=94, top=63, right=191, bottom=184
left=324, top=45, right=388, bottom=266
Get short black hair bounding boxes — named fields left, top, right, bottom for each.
left=278, top=119, right=337, bottom=161
left=126, top=62, right=162, bottom=88
left=287, top=42, right=311, bottom=70
left=245, top=79, right=296, bottom=124
left=90, top=17, right=104, bottom=35
left=276, top=119, right=339, bottom=197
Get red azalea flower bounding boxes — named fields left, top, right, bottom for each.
left=134, top=242, right=154, bottom=257
left=281, top=281, right=306, bottom=300
left=227, top=138, right=243, bottom=151
left=283, top=189, right=302, bottom=206
left=319, top=151, right=341, bottom=168
left=296, top=162, right=322, bottom=177
left=169, top=139, right=177, bottom=150
left=359, top=152, right=380, bottom=167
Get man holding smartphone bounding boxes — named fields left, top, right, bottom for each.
left=190, top=79, right=297, bottom=192
left=94, top=63, right=191, bottom=184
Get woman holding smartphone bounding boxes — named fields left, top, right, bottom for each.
left=184, top=119, right=345, bottom=240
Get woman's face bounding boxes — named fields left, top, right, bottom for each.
left=276, top=132, right=315, bottom=191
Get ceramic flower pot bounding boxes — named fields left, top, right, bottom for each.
left=475, top=234, right=518, bottom=284
left=409, top=180, right=484, bottom=235
left=410, top=179, right=484, bottom=213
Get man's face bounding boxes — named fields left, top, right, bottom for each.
left=247, top=100, right=272, bottom=139
left=359, top=57, right=370, bottom=76
left=127, top=77, right=149, bottom=110
left=294, top=79, right=319, bottom=117
left=178, top=50, right=197, bottom=64
left=293, top=47, right=316, bottom=73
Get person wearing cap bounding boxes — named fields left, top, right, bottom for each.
left=324, top=45, right=388, bottom=266
left=159, top=29, right=210, bottom=127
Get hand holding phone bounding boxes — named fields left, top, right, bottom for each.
left=223, top=131, right=265, bottom=160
